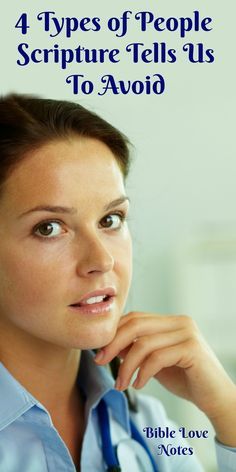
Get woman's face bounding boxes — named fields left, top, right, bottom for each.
left=0, top=137, right=132, bottom=350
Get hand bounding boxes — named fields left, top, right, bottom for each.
left=94, top=311, right=236, bottom=446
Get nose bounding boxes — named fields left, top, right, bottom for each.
left=75, top=233, right=114, bottom=277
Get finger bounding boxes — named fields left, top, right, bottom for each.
left=132, top=340, right=192, bottom=389
left=118, top=312, right=184, bottom=329
left=95, top=314, right=185, bottom=364
left=116, top=329, right=190, bottom=390
left=95, top=317, right=155, bottom=363
left=118, top=312, right=157, bottom=327
left=118, top=346, right=131, bottom=359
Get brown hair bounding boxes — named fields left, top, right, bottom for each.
left=0, top=93, right=130, bottom=188
left=0, top=93, right=135, bottom=408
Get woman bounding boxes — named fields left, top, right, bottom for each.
left=0, top=93, right=235, bottom=472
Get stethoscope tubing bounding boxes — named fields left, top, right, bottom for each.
left=97, top=399, right=159, bottom=472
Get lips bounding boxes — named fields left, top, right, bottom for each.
left=69, top=287, right=116, bottom=313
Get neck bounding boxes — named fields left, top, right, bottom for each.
left=0, top=320, right=81, bottom=416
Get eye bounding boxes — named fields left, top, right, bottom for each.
left=33, top=221, right=63, bottom=238
left=99, top=213, right=126, bottom=230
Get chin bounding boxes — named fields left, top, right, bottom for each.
left=79, top=320, right=119, bottom=350
left=91, top=329, right=118, bottom=350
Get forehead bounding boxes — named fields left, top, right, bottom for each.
left=1, top=137, right=125, bottom=211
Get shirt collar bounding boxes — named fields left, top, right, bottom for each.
left=0, top=362, right=36, bottom=431
left=77, top=350, right=131, bottom=433
left=0, top=351, right=130, bottom=433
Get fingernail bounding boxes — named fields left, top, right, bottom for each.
left=115, top=376, right=122, bottom=390
left=94, top=349, right=104, bottom=363
left=132, top=377, right=140, bottom=389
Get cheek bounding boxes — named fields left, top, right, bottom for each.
left=0, top=248, right=64, bottom=310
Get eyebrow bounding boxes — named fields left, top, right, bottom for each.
left=18, top=196, right=130, bottom=218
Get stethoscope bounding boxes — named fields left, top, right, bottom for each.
left=97, top=399, right=159, bottom=472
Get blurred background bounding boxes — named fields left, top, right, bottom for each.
left=2, top=0, right=236, bottom=469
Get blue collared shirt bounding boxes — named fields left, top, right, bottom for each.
left=0, top=350, right=235, bottom=471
